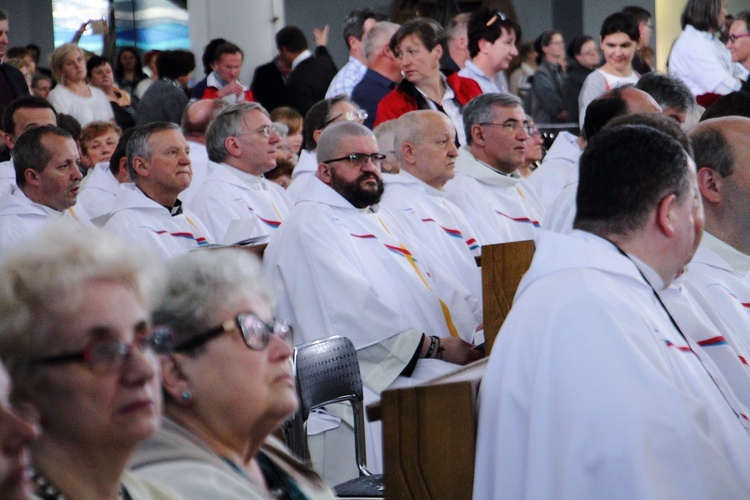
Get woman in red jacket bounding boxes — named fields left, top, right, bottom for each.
left=374, top=17, right=481, bottom=145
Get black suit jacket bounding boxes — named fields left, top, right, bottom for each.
left=251, top=60, right=287, bottom=112
left=0, top=63, right=30, bottom=107
left=286, top=46, right=337, bottom=116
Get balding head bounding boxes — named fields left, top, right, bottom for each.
left=582, top=86, right=661, bottom=141
left=620, top=87, right=662, bottom=115
left=690, top=117, right=750, bottom=253
left=394, top=110, right=458, bottom=189
left=182, top=99, right=227, bottom=144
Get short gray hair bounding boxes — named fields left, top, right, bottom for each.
left=126, top=121, right=180, bottom=179
left=393, top=110, right=451, bottom=164
left=152, top=248, right=274, bottom=352
left=463, top=93, right=523, bottom=146
left=317, top=121, right=375, bottom=165
left=364, top=21, right=399, bottom=61
left=206, top=102, right=269, bottom=163
left=0, top=222, right=162, bottom=395
left=373, top=119, right=398, bottom=153
left=272, top=121, right=289, bottom=139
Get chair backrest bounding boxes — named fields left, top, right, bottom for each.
left=288, top=335, right=370, bottom=476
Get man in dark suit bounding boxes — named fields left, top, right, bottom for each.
left=276, top=26, right=337, bottom=116
left=0, top=10, right=30, bottom=107
left=250, top=56, right=290, bottom=113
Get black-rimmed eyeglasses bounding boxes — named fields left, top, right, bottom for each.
left=173, top=313, right=292, bottom=352
left=322, top=153, right=386, bottom=169
left=323, top=109, right=368, bottom=127
left=29, top=330, right=172, bottom=374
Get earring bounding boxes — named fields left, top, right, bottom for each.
left=180, top=390, right=192, bottom=402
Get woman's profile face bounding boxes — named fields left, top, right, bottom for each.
left=31, top=280, right=162, bottom=450
left=178, top=294, right=297, bottom=435
left=396, top=34, right=442, bottom=87
left=600, top=32, right=636, bottom=73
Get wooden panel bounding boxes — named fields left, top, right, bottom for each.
left=481, top=240, right=535, bottom=356
left=381, top=360, right=487, bottom=499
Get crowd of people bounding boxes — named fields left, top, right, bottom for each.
left=0, top=0, right=750, bottom=497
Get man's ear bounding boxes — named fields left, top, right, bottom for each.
left=470, top=123, right=486, bottom=147
left=160, top=354, right=193, bottom=406
left=656, top=193, right=679, bottom=238
left=24, top=168, right=41, bottom=187
left=697, top=166, right=721, bottom=205
left=132, top=156, right=148, bottom=177
left=224, top=136, right=242, bottom=158
left=312, top=129, right=324, bottom=146
left=400, top=142, right=416, bottom=165
left=318, top=162, right=332, bottom=184
left=3, top=133, right=15, bottom=151
left=115, top=157, right=131, bottom=183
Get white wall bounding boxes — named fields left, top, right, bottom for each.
left=188, top=0, right=285, bottom=83
left=3, top=0, right=55, bottom=69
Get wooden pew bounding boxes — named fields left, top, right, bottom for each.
left=380, top=359, right=488, bottom=499
left=481, top=240, right=535, bottom=355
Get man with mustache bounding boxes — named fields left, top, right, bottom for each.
left=444, top=93, right=544, bottom=246
left=0, top=125, right=89, bottom=253
left=102, top=122, right=212, bottom=260
left=264, top=121, right=482, bottom=476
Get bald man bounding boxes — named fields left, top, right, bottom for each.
left=178, top=98, right=226, bottom=204
left=381, top=110, right=482, bottom=327
left=685, top=117, right=750, bottom=346
left=542, top=86, right=661, bottom=232
left=527, top=86, right=661, bottom=214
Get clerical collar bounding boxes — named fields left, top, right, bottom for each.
left=138, top=187, right=183, bottom=216
left=169, top=199, right=184, bottom=216
left=475, top=157, right=518, bottom=178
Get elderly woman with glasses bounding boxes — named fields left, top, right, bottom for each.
left=0, top=222, right=177, bottom=499
left=130, top=249, right=335, bottom=499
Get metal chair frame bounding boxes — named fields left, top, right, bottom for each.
left=286, top=335, right=371, bottom=478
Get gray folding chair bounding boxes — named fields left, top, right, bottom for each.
left=285, top=335, right=383, bottom=497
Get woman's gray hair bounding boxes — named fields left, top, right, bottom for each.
left=206, top=102, right=269, bottom=163
left=0, top=222, right=162, bottom=393
left=153, top=249, right=275, bottom=350
left=316, top=121, right=376, bottom=165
